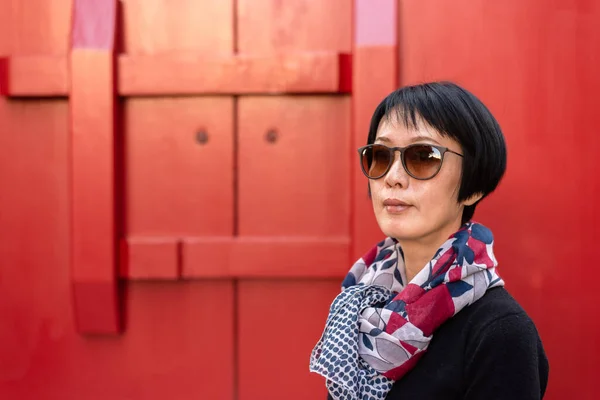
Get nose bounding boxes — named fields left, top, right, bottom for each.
left=383, top=151, right=409, bottom=188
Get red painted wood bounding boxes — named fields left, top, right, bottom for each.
left=0, top=57, right=7, bottom=94
left=120, top=0, right=233, bottom=55
left=0, top=98, right=71, bottom=399
left=123, top=96, right=234, bottom=279
left=182, top=237, right=350, bottom=278
left=6, top=1, right=597, bottom=400
left=0, top=52, right=351, bottom=98
left=0, top=56, right=67, bottom=96
left=0, top=281, right=235, bottom=400
left=121, top=238, right=180, bottom=280
left=237, top=0, right=352, bottom=53
left=0, top=0, right=71, bottom=55
left=124, top=97, right=234, bottom=237
left=118, top=52, right=351, bottom=95
left=399, top=1, right=600, bottom=398
left=238, top=96, right=351, bottom=237
left=72, top=0, right=117, bottom=49
left=70, top=0, right=119, bottom=334
left=351, top=0, right=399, bottom=261
left=234, top=4, right=354, bottom=399
left=114, top=282, right=235, bottom=400
left=355, top=0, right=398, bottom=46
left=237, top=280, right=341, bottom=400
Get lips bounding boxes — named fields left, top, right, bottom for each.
left=383, top=199, right=410, bottom=207
left=383, top=198, right=412, bottom=214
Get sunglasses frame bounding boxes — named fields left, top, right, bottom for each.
left=357, top=143, right=464, bottom=180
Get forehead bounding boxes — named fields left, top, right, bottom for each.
left=375, top=114, right=453, bottom=147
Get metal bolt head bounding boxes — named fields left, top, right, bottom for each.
left=265, top=129, right=278, bottom=143
left=196, top=130, right=209, bottom=144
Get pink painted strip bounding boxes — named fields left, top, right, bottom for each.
left=71, top=0, right=117, bottom=49
left=355, top=0, right=398, bottom=46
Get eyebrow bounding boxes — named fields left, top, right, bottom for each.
left=375, top=135, right=442, bottom=145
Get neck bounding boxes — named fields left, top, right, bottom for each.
left=399, top=220, right=463, bottom=282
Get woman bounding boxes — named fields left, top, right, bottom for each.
left=309, top=81, right=549, bottom=399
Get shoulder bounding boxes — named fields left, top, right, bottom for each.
left=460, top=287, right=549, bottom=399
left=459, top=286, right=537, bottom=334
left=460, top=286, right=546, bottom=359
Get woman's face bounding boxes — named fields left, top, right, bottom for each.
left=369, top=115, right=475, bottom=244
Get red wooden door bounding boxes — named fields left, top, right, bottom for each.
left=4, top=1, right=596, bottom=399
left=0, top=0, right=394, bottom=399
left=234, top=2, right=352, bottom=398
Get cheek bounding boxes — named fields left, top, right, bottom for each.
left=369, top=180, right=383, bottom=207
left=418, top=171, right=462, bottom=213
left=417, top=184, right=458, bottom=214
left=369, top=178, right=382, bottom=192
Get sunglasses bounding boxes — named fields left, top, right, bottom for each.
left=357, top=143, right=464, bottom=180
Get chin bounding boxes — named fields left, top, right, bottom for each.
left=377, top=214, right=423, bottom=241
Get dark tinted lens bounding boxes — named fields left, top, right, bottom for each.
left=404, top=145, right=442, bottom=179
left=361, top=145, right=392, bottom=178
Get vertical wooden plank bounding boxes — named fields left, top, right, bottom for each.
left=238, top=280, right=341, bottom=400
left=351, top=0, right=399, bottom=260
left=237, top=96, right=351, bottom=238
left=120, top=0, right=233, bottom=54
left=118, top=281, right=236, bottom=400
left=0, top=98, right=71, bottom=400
left=0, top=1, right=70, bottom=398
left=8, top=0, right=71, bottom=54
left=237, top=0, right=352, bottom=53
left=235, top=4, right=354, bottom=400
left=124, top=97, right=234, bottom=237
left=70, top=0, right=120, bottom=334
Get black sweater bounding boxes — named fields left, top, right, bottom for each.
left=327, top=287, right=549, bottom=399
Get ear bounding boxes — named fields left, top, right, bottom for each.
left=462, top=192, right=484, bottom=207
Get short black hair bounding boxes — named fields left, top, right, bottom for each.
left=366, top=81, right=507, bottom=224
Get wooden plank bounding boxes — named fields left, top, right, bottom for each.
left=2, top=0, right=71, bottom=55
left=237, top=280, right=340, bottom=400
left=0, top=56, right=68, bottom=96
left=120, top=238, right=180, bottom=280
left=237, top=0, right=352, bottom=53
left=118, top=52, right=352, bottom=95
left=70, top=0, right=120, bottom=335
left=123, top=97, right=235, bottom=238
left=351, top=0, right=399, bottom=261
left=237, top=96, right=351, bottom=238
left=0, top=52, right=351, bottom=97
left=120, top=0, right=233, bottom=55
left=120, top=281, right=235, bottom=399
left=181, top=237, right=351, bottom=278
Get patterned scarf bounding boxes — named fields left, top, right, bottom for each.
left=309, top=222, right=504, bottom=400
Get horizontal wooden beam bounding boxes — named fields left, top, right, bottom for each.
left=183, top=236, right=351, bottom=278
left=0, top=52, right=352, bottom=97
left=119, top=52, right=352, bottom=95
left=120, top=238, right=181, bottom=280
left=0, top=56, right=68, bottom=97
left=120, top=236, right=351, bottom=279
